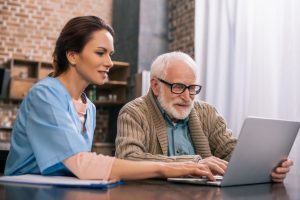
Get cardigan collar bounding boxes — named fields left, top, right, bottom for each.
left=145, top=90, right=212, bottom=158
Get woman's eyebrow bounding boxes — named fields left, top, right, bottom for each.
left=96, top=46, right=107, bottom=51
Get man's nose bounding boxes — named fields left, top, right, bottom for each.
left=179, top=88, right=191, bottom=101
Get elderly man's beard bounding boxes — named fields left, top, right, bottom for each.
left=157, top=90, right=194, bottom=120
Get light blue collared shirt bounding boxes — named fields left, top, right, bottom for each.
left=5, top=77, right=96, bottom=176
left=155, top=98, right=196, bottom=156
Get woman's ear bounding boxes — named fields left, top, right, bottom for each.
left=66, top=51, right=78, bottom=66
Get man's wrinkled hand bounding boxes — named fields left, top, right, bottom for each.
left=271, top=159, right=293, bottom=183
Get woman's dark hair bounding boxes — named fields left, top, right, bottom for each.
left=52, top=16, right=115, bottom=76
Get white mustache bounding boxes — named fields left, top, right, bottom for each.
left=172, top=99, right=192, bottom=106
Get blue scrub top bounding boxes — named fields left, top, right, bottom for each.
left=4, top=77, right=96, bottom=176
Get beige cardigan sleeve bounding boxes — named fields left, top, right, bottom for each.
left=193, top=102, right=237, bottom=161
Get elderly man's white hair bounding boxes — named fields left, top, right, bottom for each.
left=150, top=51, right=198, bottom=79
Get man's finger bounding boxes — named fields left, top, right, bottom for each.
left=272, top=172, right=286, bottom=179
left=274, top=166, right=290, bottom=174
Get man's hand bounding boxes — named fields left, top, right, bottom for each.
left=198, top=156, right=228, bottom=175
left=271, top=159, right=293, bottom=182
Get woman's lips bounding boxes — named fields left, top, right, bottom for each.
left=98, top=70, right=109, bottom=76
left=98, top=70, right=109, bottom=74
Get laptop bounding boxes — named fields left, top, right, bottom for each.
left=168, top=117, right=300, bottom=187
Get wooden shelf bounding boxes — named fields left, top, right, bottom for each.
left=9, top=78, right=36, bottom=99
left=3, top=58, right=53, bottom=99
left=10, top=77, right=38, bottom=82
left=112, top=61, right=130, bottom=67
left=92, top=142, right=115, bottom=156
left=109, top=62, right=129, bottom=82
left=106, top=80, right=127, bottom=85
left=1, top=58, right=130, bottom=154
left=99, top=81, right=127, bottom=90
left=91, top=61, right=130, bottom=148
left=92, top=142, right=114, bottom=147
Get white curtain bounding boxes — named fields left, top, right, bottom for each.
left=195, top=0, right=300, bottom=175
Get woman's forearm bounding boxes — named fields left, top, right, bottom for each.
left=63, top=152, right=115, bottom=180
left=64, top=152, right=214, bottom=181
left=109, top=158, right=214, bottom=181
left=109, top=159, right=163, bottom=180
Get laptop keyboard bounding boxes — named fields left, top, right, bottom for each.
left=168, top=175, right=223, bottom=186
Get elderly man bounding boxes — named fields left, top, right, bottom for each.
left=115, top=51, right=292, bottom=182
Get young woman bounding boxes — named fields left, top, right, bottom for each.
left=4, top=16, right=214, bottom=181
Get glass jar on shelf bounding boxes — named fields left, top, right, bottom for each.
left=88, top=85, right=97, bottom=102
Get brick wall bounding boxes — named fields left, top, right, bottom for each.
left=168, top=0, right=195, bottom=58
left=0, top=0, right=112, bottom=64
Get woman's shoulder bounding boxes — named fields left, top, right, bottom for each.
left=27, top=77, right=70, bottom=103
left=33, top=77, right=65, bottom=91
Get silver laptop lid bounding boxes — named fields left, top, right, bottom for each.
left=221, top=117, right=300, bottom=186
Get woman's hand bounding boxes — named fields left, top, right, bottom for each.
left=198, top=156, right=228, bottom=175
left=159, top=162, right=215, bottom=181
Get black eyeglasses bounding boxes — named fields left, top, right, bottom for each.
left=157, top=78, right=202, bottom=95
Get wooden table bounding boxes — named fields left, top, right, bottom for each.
left=1, top=137, right=299, bottom=200
left=0, top=170, right=299, bottom=200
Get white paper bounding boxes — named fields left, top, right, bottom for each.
left=0, top=174, right=116, bottom=187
